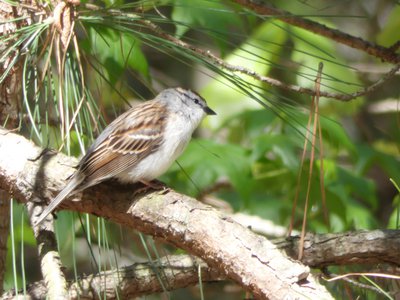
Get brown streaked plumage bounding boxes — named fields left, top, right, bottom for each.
left=79, top=101, right=167, bottom=185
left=34, top=88, right=216, bottom=225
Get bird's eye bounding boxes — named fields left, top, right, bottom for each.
left=194, top=99, right=200, bottom=105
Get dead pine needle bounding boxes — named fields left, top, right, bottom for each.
left=290, top=62, right=328, bottom=260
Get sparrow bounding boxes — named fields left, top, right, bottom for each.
left=34, top=87, right=216, bottom=225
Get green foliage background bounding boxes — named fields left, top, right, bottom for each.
left=3, top=0, right=399, bottom=298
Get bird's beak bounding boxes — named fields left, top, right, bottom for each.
left=204, top=106, right=217, bottom=115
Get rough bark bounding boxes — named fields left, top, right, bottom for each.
left=27, top=203, right=69, bottom=300
left=2, top=255, right=222, bottom=299
left=0, top=128, right=333, bottom=299
left=3, top=229, right=400, bottom=298
left=278, top=230, right=400, bottom=268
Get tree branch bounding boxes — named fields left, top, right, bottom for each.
left=0, top=1, right=27, bottom=293
left=2, top=255, right=222, bottom=299
left=83, top=4, right=400, bottom=102
left=136, top=14, right=400, bottom=102
left=0, top=128, right=333, bottom=299
left=278, top=230, right=400, bottom=268
left=27, top=202, right=69, bottom=300
left=3, top=229, right=400, bottom=298
left=231, top=0, right=400, bottom=64
left=1, top=128, right=399, bottom=299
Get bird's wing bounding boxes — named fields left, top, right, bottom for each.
left=35, top=100, right=168, bottom=225
left=79, top=101, right=168, bottom=186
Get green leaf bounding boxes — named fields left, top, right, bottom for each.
left=337, top=167, right=377, bottom=209
left=356, top=145, right=400, bottom=182
left=290, top=24, right=364, bottom=115
left=346, top=201, right=378, bottom=229
left=252, top=134, right=299, bottom=171
left=167, top=139, right=253, bottom=204
left=172, top=0, right=244, bottom=52
left=328, top=213, right=346, bottom=232
left=377, top=5, right=400, bottom=47
left=201, top=20, right=288, bottom=128
left=375, top=150, right=400, bottom=183
left=223, top=109, right=278, bottom=142
left=285, top=111, right=356, bottom=154
left=319, top=116, right=356, bottom=154
left=84, top=26, right=149, bottom=84
left=387, top=194, right=400, bottom=229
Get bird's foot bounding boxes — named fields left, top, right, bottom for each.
left=133, top=180, right=169, bottom=196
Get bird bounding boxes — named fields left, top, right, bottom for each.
left=34, top=87, right=216, bottom=225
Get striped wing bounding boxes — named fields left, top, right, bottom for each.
left=78, top=101, right=167, bottom=187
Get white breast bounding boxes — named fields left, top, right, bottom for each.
left=116, top=112, right=198, bottom=183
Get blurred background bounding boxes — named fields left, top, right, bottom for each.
left=3, top=0, right=400, bottom=298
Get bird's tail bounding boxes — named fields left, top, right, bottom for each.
left=34, top=173, right=84, bottom=226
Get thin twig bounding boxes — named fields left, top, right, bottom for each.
left=317, top=88, right=329, bottom=228
left=288, top=77, right=316, bottom=237
left=139, top=16, right=400, bottom=101
left=298, top=62, right=323, bottom=260
left=82, top=4, right=400, bottom=102
left=232, top=0, right=400, bottom=64
left=321, top=268, right=397, bottom=297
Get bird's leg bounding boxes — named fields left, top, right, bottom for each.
left=132, top=180, right=169, bottom=196
left=140, top=179, right=168, bottom=190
